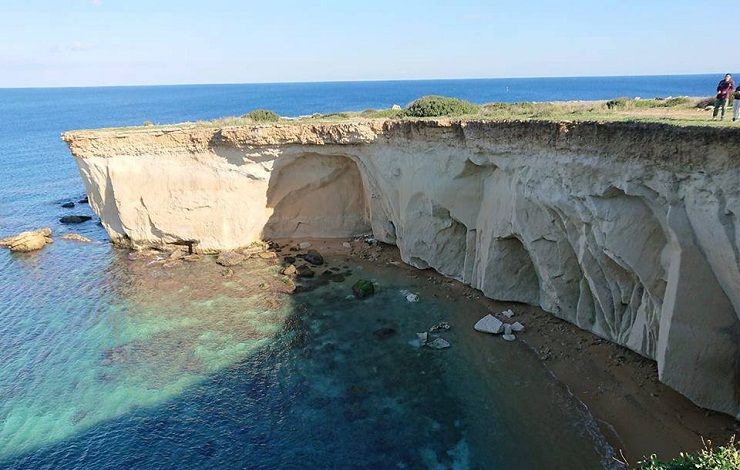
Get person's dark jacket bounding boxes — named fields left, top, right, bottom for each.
left=717, top=78, right=735, bottom=99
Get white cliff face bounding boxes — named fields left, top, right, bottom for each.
left=63, top=119, right=740, bottom=418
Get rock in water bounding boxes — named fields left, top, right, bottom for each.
left=62, top=233, right=91, bottom=243
left=510, top=322, right=525, bottom=332
left=304, top=249, right=324, bottom=265
left=59, top=215, right=92, bottom=224
left=426, top=337, right=450, bottom=349
left=416, top=332, right=429, bottom=346
left=429, top=321, right=450, bottom=332
left=373, top=327, right=397, bottom=339
left=296, top=265, right=315, bottom=278
left=78, top=196, right=89, bottom=204
left=502, top=323, right=516, bottom=341
left=0, top=228, right=53, bottom=252
left=61, top=202, right=75, bottom=208
left=216, top=251, right=246, bottom=267
left=474, top=315, right=504, bottom=334
left=352, top=279, right=375, bottom=298
left=406, top=293, right=419, bottom=303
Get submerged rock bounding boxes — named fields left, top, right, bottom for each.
left=296, top=265, right=315, bottom=278
left=474, top=315, right=503, bottom=334
left=416, top=332, right=429, bottom=346
left=373, top=327, right=397, bottom=339
left=426, top=337, right=450, bottom=349
left=62, top=233, right=91, bottom=243
left=61, top=202, right=75, bottom=208
left=216, top=251, right=246, bottom=267
left=59, top=215, right=92, bottom=224
left=352, top=279, right=374, bottom=298
left=0, top=227, right=53, bottom=252
left=304, top=249, right=324, bottom=265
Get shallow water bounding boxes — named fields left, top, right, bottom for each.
left=0, top=246, right=615, bottom=469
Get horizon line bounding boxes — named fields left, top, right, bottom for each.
left=0, top=72, right=726, bottom=91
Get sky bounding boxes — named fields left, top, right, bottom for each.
left=0, top=0, right=736, bottom=88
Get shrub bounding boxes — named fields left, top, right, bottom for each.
left=403, top=95, right=479, bottom=117
left=639, top=437, right=739, bottom=469
left=606, top=98, right=629, bottom=109
left=242, top=109, right=280, bottom=122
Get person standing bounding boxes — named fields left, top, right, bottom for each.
left=734, top=85, right=740, bottom=121
left=713, top=73, right=735, bottom=120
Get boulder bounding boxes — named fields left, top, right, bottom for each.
left=216, top=251, right=246, bottom=267
left=282, top=264, right=297, bottom=275
left=502, top=323, right=516, bottom=341
left=61, top=202, right=75, bottom=208
left=474, top=315, right=504, bottom=334
left=78, top=196, right=89, bottom=204
left=59, top=215, right=92, bottom=224
left=304, top=250, right=324, bottom=265
left=0, top=228, right=53, bottom=252
left=258, top=251, right=277, bottom=259
left=352, top=279, right=375, bottom=298
left=62, top=233, right=92, bottom=243
left=502, top=309, right=515, bottom=318
left=342, top=242, right=352, bottom=249
left=426, top=337, right=450, bottom=349
left=510, top=322, right=525, bottom=332
left=296, top=265, right=315, bottom=278
left=298, top=241, right=311, bottom=249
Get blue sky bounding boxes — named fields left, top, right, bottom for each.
left=0, top=0, right=735, bottom=87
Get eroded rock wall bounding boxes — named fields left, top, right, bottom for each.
left=63, top=120, right=740, bottom=418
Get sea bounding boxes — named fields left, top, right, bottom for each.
left=0, top=75, right=720, bottom=469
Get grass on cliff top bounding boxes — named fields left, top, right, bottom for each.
left=115, top=95, right=738, bottom=132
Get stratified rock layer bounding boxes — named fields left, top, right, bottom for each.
left=63, top=119, right=740, bottom=418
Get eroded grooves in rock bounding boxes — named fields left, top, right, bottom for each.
left=63, top=119, right=740, bottom=418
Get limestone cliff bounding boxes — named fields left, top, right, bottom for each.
left=63, top=119, right=740, bottom=418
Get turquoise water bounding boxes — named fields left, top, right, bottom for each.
left=0, top=77, right=716, bottom=468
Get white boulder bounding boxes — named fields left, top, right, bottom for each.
left=474, top=315, right=503, bottom=334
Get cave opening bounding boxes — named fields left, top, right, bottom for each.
left=261, top=153, right=371, bottom=239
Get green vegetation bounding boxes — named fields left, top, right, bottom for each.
left=638, top=437, right=739, bottom=469
left=99, top=95, right=739, bottom=133
left=242, top=109, right=280, bottom=122
left=402, top=95, right=479, bottom=117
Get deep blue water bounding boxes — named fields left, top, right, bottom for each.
left=0, top=75, right=721, bottom=469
